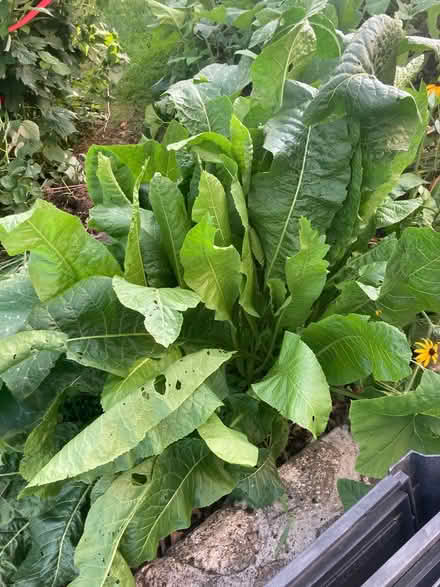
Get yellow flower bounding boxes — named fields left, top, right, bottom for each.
left=427, top=84, right=440, bottom=98
left=414, top=338, right=439, bottom=367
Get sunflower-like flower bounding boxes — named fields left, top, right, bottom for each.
left=427, top=84, right=440, bottom=98
left=414, top=338, right=439, bottom=367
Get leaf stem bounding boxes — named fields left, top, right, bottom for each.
left=404, top=312, right=434, bottom=393
left=257, top=313, right=282, bottom=376
left=404, top=364, right=421, bottom=393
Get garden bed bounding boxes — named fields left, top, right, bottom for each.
left=135, top=427, right=359, bottom=587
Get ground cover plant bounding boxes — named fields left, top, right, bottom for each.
left=1, top=2, right=440, bottom=585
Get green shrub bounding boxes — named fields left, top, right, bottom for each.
left=1, top=4, right=440, bottom=586
left=0, top=0, right=125, bottom=215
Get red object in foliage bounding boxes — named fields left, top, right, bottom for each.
left=8, top=0, right=53, bottom=33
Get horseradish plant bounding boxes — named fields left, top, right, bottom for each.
left=1, top=9, right=440, bottom=586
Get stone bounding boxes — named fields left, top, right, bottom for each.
left=136, top=426, right=359, bottom=587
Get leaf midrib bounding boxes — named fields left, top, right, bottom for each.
left=139, top=453, right=207, bottom=558
left=266, top=127, right=312, bottom=280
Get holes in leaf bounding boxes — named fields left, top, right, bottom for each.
left=175, top=380, right=182, bottom=390
left=132, top=473, right=147, bottom=485
left=154, top=374, right=166, bottom=395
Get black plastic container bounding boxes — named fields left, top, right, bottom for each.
left=267, top=452, right=440, bottom=587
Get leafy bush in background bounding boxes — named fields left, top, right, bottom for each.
left=0, top=0, right=125, bottom=215
left=1, top=4, right=440, bottom=583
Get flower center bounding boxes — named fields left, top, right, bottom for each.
left=429, top=347, right=436, bottom=356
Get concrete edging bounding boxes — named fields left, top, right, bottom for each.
left=136, top=426, right=359, bottom=586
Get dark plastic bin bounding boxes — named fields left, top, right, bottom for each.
left=267, top=452, right=440, bottom=587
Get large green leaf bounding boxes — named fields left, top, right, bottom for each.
left=124, top=162, right=149, bottom=287
left=192, top=170, right=232, bottom=247
left=198, top=413, right=258, bottom=466
left=112, top=276, right=200, bottom=347
left=88, top=154, right=132, bottom=237
left=196, top=59, right=252, bottom=98
left=164, top=81, right=228, bottom=136
left=29, top=277, right=161, bottom=376
left=230, top=181, right=259, bottom=317
left=167, top=131, right=233, bottom=161
left=165, top=59, right=251, bottom=134
left=358, top=85, right=427, bottom=227
left=351, top=371, right=440, bottom=477
left=251, top=22, right=317, bottom=123
left=233, top=448, right=285, bottom=508
left=23, top=349, right=230, bottom=491
left=325, top=121, right=362, bottom=265
left=1, top=349, right=62, bottom=401
left=0, top=200, right=121, bottom=302
left=302, top=314, right=411, bottom=385
left=149, top=173, right=191, bottom=287
left=137, top=210, right=175, bottom=288
left=323, top=280, right=379, bottom=318
left=14, top=482, right=89, bottom=587
left=120, top=438, right=237, bottom=565
left=278, top=217, right=329, bottom=330
left=305, top=16, right=407, bottom=124
left=0, top=272, right=38, bottom=337
left=249, top=80, right=352, bottom=281
left=253, top=331, right=331, bottom=437
left=104, top=551, right=134, bottom=587
left=375, top=197, right=423, bottom=229
left=377, top=228, right=440, bottom=326
left=72, top=439, right=236, bottom=586
left=181, top=216, right=241, bottom=322
left=101, top=348, right=181, bottom=411
left=70, top=460, right=155, bottom=587
left=230, top=114, right=253, bottom=195
left=86, top=143, right=150, bottom=203
left=19, top=387, right=70, bottom=481
left=331, top=235, right=397, bottom=285
left=0, top=331, right=66, bottom=400
left=305, top=16, right=425, bottom=227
